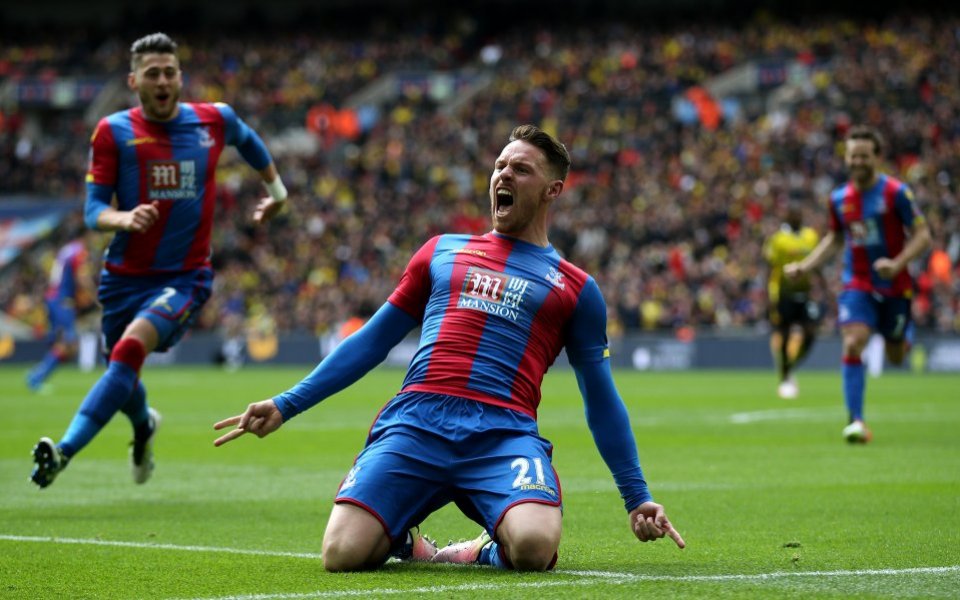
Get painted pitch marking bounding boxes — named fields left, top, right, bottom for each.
left=3, top=534, right=957, bottom=599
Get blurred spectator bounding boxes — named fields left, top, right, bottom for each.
left=3, top=11, right=959, bottom=336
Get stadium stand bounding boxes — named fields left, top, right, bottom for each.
left=2, top=7, right=958, bottom=343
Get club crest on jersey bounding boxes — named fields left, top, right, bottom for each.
left=848, top=220, right=878, bottom=246
left=198, top=127, right=215, bottom=148
left=147, top=160, right=198, bottom=200
left=545, top=267, right=565, bottom=290
left=849, top=221, right=867, bottom=244
left=459, top=267, right=529, bottom=321
left=340, top=465, right=360, bottom=491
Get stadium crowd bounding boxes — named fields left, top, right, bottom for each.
left=2, top=12, right=959, bottom=341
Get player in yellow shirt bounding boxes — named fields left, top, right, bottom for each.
left=763, top=201, right=823, bottom=399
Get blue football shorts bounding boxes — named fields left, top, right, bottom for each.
left=44, top=298, right=78, bottom=344
left=98, top=267, right=213, bottom=353
left=837, top=289, right=912, bottom=342
left=335, top=391, right=563, bottom=545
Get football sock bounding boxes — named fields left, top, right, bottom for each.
left=779, top=342, right=790, bottom=379
left=478, top=541, right=507, bottom=569
left=904, top=321, right=915, bottom=355
left=28, top=350, right=64, bottom=386
left=478, top=542, right=557, bottom=570
left=392, top=530, right=416, bottom=560
left=59, top=338, right=146, bottom=457
left=120, top=380, right=152, bottom=440
left=842, top=356, right=865, bottom=422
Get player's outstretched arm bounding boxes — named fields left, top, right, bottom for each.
left=263, top=302, right=418, bottom=422
left=213, top=399, right=284, bottom=446
left=630, top=501, right=686, bottom=549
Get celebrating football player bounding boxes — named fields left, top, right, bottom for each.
left=785, top=125, right=931, bottom=443
left=215, top=125, right=684, bottom=571
left=30, top=32, right=290, bottom=488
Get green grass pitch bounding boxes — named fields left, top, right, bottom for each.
left=2, top=365, right=958, bottom=599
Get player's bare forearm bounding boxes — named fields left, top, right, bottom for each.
left=95, top=202, right=160, bottom=233
left=892, top=223, right=933, bottom=272
left=788, top=231, right=841, bottom=277
left=258, top=163, right=279, bottom=185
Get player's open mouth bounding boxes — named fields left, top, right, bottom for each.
left=156, top=93, right=170, bottom=103
left=496, top=188, right=514, bottom=216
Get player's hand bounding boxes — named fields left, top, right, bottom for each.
left=783, top=262, right=805, bottom=279
left=873, top=257, right=901, bottom=280
left=125, top=201, right=160, bottom=232
left=252, top=196, right=286, bottom=224
left=213, top=399, right=284, bottom=446
left=629, top=501, right=686, bottom=549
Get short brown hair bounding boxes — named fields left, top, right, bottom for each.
left=130, top=32, right=178, bottom=70
left=846, top=125, right=884, bottom=156
left=509, top=124, right=571, bottom=181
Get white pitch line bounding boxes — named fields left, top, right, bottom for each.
left=729, top=408, right=822, bottom=424
left=180, top=579, right=634, bottom=600
left=180, top=566, right=960, bottom=600
left=3, top=534, right=958, bottom=600
left=0, top=534, right=323, bottom=560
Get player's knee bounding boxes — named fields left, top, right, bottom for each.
left=504, top=529, right=560, bottom=571
left=321, top=553, right=357, bottom=572
left=842, top=337, right=868, bottom=358
left=842, top=347, right=863, bottom=361
left=321, top=536, right=372, bottom=572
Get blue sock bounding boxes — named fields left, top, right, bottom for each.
left=478, top=541, right=507, bottom=569
left=28, top=352, right=62, bottom=387
left=842, top=358, right=866, bottom=422
left=120, top=380, right=151, bottom=438
left=59, top=362, right=138, bottom=457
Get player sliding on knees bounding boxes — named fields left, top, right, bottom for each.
left=214, top=125, right=684, bottom=571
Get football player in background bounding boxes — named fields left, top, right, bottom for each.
left=26, top=225, right=97, bottom=392
left=763, top=200, right=824, bottom=399
left=786, top=126, right=931, bottom=443
left=30, top=32, right=290, bottom=488
left=214, top=125, right=684, bottom=572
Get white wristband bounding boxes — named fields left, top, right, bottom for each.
left=264, top=177, right=288, bottom=202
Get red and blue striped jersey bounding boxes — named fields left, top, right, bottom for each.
left=85, top=102, right=250, bottom=275
left=388, top=232, right=610, bottom=419
left=44, top=239, right=88, bottom=303
left=828, top=174, right=925, bottom=297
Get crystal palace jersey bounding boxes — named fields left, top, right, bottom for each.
left=85, top=102, right=252, bottom=275
left=387, top=232, right=610, bottom=419
left=828, top=174, right=925, bottom=297
left=44, top=240, right=88, bottom=303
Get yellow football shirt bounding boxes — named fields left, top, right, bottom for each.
left=763, top=225, right=819, bottom=303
